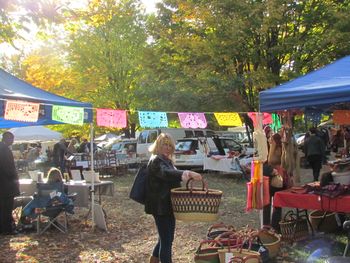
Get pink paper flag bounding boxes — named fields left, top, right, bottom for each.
left=248, top=112, right=272, bottom=128
left=4, top=100, right=40, bottom=122
left=96, top=109, right=127, bottom=128
left=178, top=112, right=207, bottom=128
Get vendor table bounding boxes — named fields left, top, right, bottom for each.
left=274, top=189, right=350, bottom=213
left=19, top=179, right=114, bottom=208
left=64, top=181, right=114, bottom=208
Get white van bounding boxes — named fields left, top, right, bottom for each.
left=227, top=126, right=250, bottom=141
left=136, top=128, right=215, bottom=161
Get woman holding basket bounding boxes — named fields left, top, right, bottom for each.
left=145, top=133, right=202, bottom=263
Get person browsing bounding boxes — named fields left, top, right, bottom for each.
left=0, top=131, right=20, bottom=235
left=145, top=133, right=202, bottom=263
left=304, top=127, right=326, bottom=181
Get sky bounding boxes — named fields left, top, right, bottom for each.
left=0, top=0, right=160, bottom=57
left=142, top=0, right=160, bottom=13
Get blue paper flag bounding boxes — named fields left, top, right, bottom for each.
left=138, top=111, right=168, bottom=128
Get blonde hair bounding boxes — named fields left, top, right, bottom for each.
left=47, top=167, right=63, bottom=184
left=148, top=133, right=176, bottom=159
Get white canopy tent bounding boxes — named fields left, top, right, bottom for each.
left=8, top=126, right=63, bottom=142
left=95, top=133, right=120, bottom=141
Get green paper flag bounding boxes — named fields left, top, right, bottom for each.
left=52, top=105, right=84, bottom=125
left=271, top=113, right=281, bottom=132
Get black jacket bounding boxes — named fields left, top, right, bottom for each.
left=304, top=134, right=325, bottom=158
left=144, top=155, right=183, bottom=216
left=0, top=142, right=19, bottom=197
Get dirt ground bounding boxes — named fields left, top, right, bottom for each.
left=0, top=160, right=346, bottom=263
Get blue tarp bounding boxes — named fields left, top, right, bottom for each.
left=0, top=68, right=93, bottom=128
left=259, top=56, right=350, bottom=112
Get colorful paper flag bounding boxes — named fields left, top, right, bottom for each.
left=178, top=112, right=207, bottom=128
left=52, top=105, right=84, bottom=125
left=4, top=100, right=40, bottom=122
left=214, top=112, right=242, bottom=126
left=96, top=109, right=127, bottom=128
left=271, top=113, right=282, bottom=132
left=248, top=112, right=272, bottom=128
left=138, top=111, right=168, bottom=128
left=334, top=110, right=350, bottom=125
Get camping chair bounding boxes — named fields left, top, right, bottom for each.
left=33, top=182, right=76, bottom=234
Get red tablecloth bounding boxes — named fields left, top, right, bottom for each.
left=273, top=189, right=350, bottom=213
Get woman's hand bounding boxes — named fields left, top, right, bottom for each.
left=189, top=171, right=202, bottom=181
left=181, top=170, right=202, bottom=181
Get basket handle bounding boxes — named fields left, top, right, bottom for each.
left=216, top=232, right=242, bottom=252
left=259, top=226, right=281, bottom=239
left=186, top=178, right=208, bottom=192
left=229, top=255, right=261, bottom=263
left=195, top=239, right=223, bottom=253
left=283, top=210, right=297, bottom=221
left=207, top=223, right=235, bottom=236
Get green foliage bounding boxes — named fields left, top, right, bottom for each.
left=67, top=0, right=148, bottom=135
left=2, top=0, right=350, bottom=136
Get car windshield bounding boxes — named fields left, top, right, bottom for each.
left=221, top=139, right=241, bottom=151
left=111, top=143, right=123, bottom=152
left=175, top=140, right=198, bottom=151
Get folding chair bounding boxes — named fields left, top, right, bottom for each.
left=34, top=182, right=75, bottom=234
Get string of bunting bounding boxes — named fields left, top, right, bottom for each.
left=3, top=99, right=282, bottom=128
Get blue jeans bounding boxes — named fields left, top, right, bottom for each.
left=152, top=214, right=176, bottom=263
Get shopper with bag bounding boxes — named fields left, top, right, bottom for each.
left=263, top=133, right=285, bottom=232
left=145, top=133, right=202, bottom=263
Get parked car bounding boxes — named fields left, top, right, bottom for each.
left=136, top=128, right=215, bottom=161
left=212, top=136, right=243, bottom=155
left=296, top=133, right=306, bottom=149
left=174, top=137, right=218, bottom=170
left=111, top=139, right=137, bottom=154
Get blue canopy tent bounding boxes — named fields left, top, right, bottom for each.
left=259, top=56, right=350, bottom=112
left=0, top=68, right=93, bottom=128
left=0, top=68, right=100, bottom=228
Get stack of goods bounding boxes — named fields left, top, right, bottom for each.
left=194, top=224, right=281, bottom=263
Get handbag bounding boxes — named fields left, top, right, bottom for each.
left=217, top=230, right=263, bottom=263
left=279, top=210, right=309, bottom=242
left=194, top=240, right=222, bottom=263
left=243, top=237, right=269, bottom=263
left=129, top=164, right=148, bottom=204
left=270, top=174, right=283, bottom=188
left=171, top=179, right=222, bottom=222
left=207, top=223, right=236, bottom=240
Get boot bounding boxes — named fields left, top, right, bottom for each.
left=149, top=255, right=159, bottom=263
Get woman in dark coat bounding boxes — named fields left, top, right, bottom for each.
left=145, top=133, right=202, bottom=263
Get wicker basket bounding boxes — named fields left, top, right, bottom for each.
left=171, top=178, right=222, bottom=222
left=309, top=210, right=338, bottom=233
left=279, top=210, right=309, bottom=242
left=258, top=229, right=281, bottom=258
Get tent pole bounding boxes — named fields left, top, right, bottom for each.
left=258, top=113, right=264, bottom=229
left=90, top=123, right=95, bottom=229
